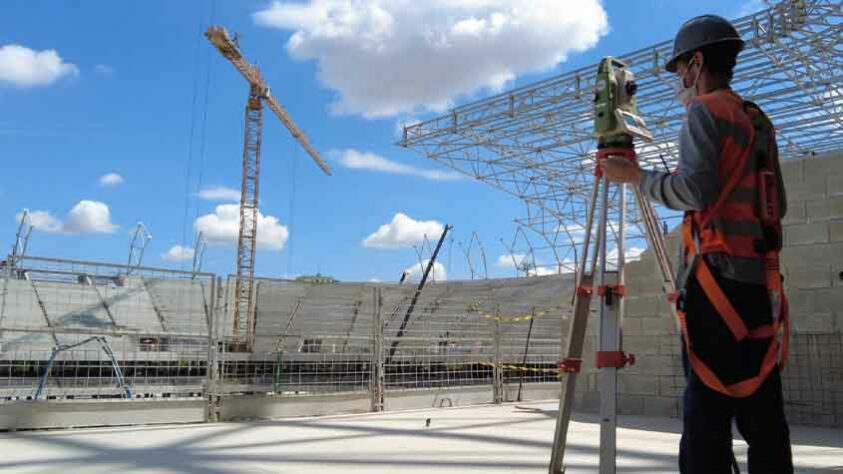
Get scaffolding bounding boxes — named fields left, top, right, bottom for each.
left=400, top=0, right=842, bottom=268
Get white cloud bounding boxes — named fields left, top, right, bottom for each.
left=557, top=222, right=587, bottom=241
left=94, top=64, right=114, bottom=76
left=528, top=265, right=558, bottom=277
left=337, top=149, right=462, bottom=181
left=0, top=44, right=79, bottom=87
left=18, top=200, right=118, bottom=235
left=606, top=246, right=645, bottom=267
left=197, top=186, right=241, bottom=202
left=253, top=0, right=608, bottom=118
left=98, top=173, right=123, bottom=187
left=556, top=260, right=577, bottom=274
left=17, top=210, right=62, bottom=233
left=497, top=252, right=576, bottom=276
left=403, top=259, right=447, bottom=282
left=496, top=253, right=527, bottom=269
left=363, top=212, right=444, bottom=248
left=394, top=115, right=421, bottom=137
left=628, top=247, right=645, bottom=260
left=63, top=201, right=118, bottom=234
left=194, top=204, right=288, bottom=250
left=161, top=245, right=195, bottom=262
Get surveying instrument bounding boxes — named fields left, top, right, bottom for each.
left=548, top=57, right=678, bottom=473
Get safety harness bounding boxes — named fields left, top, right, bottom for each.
left=674, top=90, right=789, bottom=398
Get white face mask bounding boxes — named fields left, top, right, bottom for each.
left=674, top=57, right=702, bottom=107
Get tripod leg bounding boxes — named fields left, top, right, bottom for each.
left=596, top=176, right=621, bottom=474
left=549, top=173, right=602, bottom=473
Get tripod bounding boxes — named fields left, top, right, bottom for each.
left=548, top=144, right=677, bottom=474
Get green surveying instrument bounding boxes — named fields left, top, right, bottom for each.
left=549, top=58, right=676, bottom=474
left=594, top=57, right=653, bottom=147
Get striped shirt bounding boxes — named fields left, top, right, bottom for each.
left=638, top=96, right=787, bottom=284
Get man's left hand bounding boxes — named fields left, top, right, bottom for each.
left=601, top=156, right=644, bottom=184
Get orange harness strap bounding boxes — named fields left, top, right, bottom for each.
left=680, top=315, right=781, bottom=398
left=681, top=305, right=788, bottom=398
left=694, top=259, right=749, bottom=341
left=675, top=95, right=790, bottom=398
left=677, top=228, right=790, bottom=398
left=694, top=258, right=779, bottom=340
left=780, top=295, right=790, bottom=367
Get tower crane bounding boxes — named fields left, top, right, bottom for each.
left=206, top=26, right=331, bottom=350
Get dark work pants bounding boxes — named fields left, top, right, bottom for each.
left=678, top=273, right=793, bottom=474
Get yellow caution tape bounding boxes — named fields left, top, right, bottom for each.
left=478, top=360, right=562, bottom=374
left=480, top=306, right=562, bottom=323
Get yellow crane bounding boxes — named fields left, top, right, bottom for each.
left=206, top=26, right=331, bottom=350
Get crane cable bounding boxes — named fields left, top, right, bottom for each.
left=193, top=1, right=216, bottom=231
left=179, top=0, right=206, bottom=271
left=286, top=139, right=300, bottom=278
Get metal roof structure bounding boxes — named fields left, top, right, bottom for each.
left=400, top=0, right=842, bottom=271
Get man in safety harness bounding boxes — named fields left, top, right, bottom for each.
left=601, top=15, right=793, bottom=473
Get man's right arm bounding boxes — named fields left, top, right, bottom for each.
left=638, top=101, right=721, bottom=211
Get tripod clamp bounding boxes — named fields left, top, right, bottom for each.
left=598, top=284, right=625, bottom=306
left=595, top=351, right=636, bottom=369
left=594, top=146, right=637, bottom=178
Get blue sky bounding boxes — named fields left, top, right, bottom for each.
left=0, top=0, right=758, bottom=282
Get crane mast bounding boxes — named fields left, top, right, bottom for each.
left=234, top=87, right=263, bottom=350
left=206, top=26, right=331, bottom=350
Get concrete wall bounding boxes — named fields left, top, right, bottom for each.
left=0, top=399, right=207, bottom=431
left=0, top=383, right=560, bottom=430
left=612, top=151, right=843, bottom=427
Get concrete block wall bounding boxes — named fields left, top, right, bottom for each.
left=777, top=152, right=843, bottom=426
left=605, top=151, right=843, bottom=427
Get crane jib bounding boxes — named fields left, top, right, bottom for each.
left=204, top=25, right=330, bottom=176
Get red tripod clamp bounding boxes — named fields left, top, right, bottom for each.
left=576, top=284, right=593, bottom=298
left=594, top=147, right=637, bottom=177
left=598, top=284, right=625, bottom=306
left=595, top=351, right=636, bottom=369
left=597, top=285, right=626, bottom=297
left=557, top=358, right=583, bottom=373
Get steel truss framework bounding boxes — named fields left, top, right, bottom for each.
left=401, top=0, right=842, bottom=270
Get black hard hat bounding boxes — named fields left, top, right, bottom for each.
left=665, top=14, right=745, bottom=72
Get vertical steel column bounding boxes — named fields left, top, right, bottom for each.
left=232, top=86, right=263, bottom=350
left=517, top=309, right=536, bottom=402
left=205, top=277, right=219, bottom=422
left=371, top=287, right=385, bottom=412
left=216, top=276, right=225, bottom=418
left=0, top=256, right=8, bottom=342
left=493, top=305, right=504, bottom=404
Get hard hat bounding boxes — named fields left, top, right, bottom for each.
left=665, top=14, right=745, bottom=73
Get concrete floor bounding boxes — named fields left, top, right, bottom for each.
left=0, top=402, right=840, bottom=473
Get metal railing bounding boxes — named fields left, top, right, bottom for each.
left=2, top=254, right=840, bottom=428
left=0, top=257, right=569, bottom=406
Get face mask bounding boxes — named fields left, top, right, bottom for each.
left=674, top=57, right=701, bottom=107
